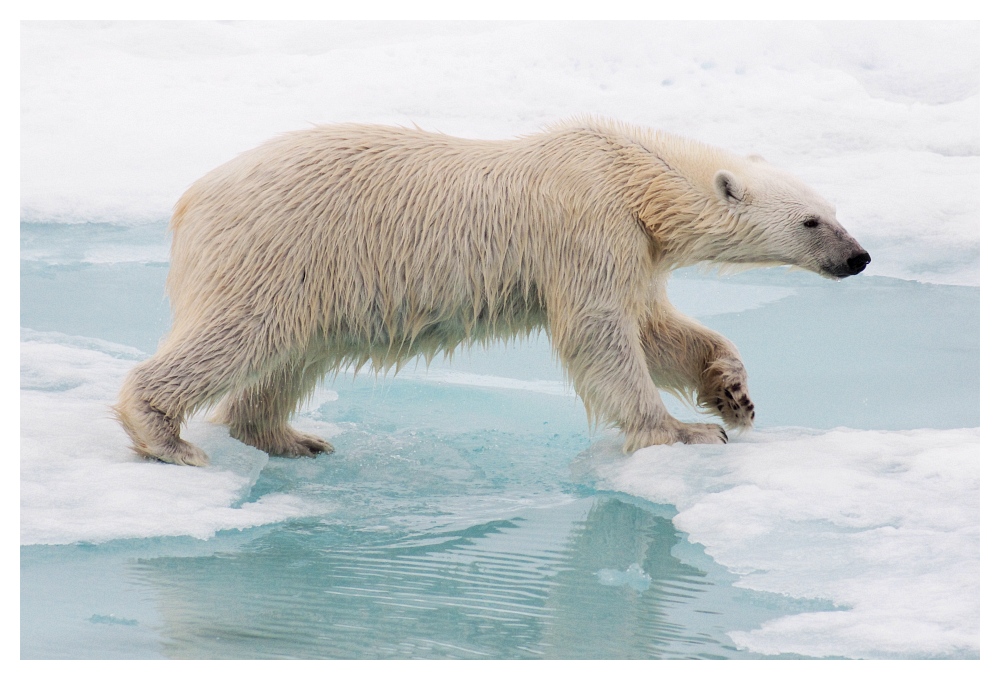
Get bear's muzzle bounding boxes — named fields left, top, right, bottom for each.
left=828, top=247, right=871, bottom=278
left=845, top=250, right=871, bottom=275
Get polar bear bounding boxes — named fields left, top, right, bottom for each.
left=115, top=119, right=869, bottom=466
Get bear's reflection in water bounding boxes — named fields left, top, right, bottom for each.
left=134, top=496, right=834, bottom=659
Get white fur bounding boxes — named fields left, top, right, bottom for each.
left=115, top=118, right=867, bottom=465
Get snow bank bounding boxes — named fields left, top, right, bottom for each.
left=583, top=427, right=980, bottom=658
left=20, top=330, right=335, bottom=545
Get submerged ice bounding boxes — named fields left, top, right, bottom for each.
left=20, top=233, right=979, bottom=658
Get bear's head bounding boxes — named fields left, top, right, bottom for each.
left=712, top=159, right=870, bottom=279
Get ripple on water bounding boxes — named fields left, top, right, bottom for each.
left=131, top=497, right=835, bottom=659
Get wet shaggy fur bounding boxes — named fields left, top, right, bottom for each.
left=115, top=118, right=868, bottom=466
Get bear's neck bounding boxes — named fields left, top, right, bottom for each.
left=572, top=121, right=747, bottom=268
left=625, top=150, right=744, bottom=268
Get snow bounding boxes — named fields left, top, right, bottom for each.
left=581, top=427, right=979, bottom=658
left=20, top=21, right=979, bottom=283
left=20, top=331, right=336, bottom=545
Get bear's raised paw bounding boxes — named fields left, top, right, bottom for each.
left=699, top=356, right=755, bottom=430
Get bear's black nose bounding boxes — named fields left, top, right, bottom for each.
left=846, top=251, right=871, bottom=275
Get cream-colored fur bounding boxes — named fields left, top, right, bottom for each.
left=115, top=118, right=868, bottom=466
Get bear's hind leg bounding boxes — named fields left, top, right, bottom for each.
left=115, top=319, right=288, bottom=465
left=215, top=359, right=333, bottom=458
left=116, top=351, right=216, bottom=466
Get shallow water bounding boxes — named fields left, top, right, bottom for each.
left=20, top=221, right=979, bottom=659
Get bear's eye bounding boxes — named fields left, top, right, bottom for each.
left=803, top=218, right=820, bottom=228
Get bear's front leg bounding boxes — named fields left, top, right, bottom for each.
left=642, top=298, right=755, bottom=431
left=551, top=308, right=727, bottom=451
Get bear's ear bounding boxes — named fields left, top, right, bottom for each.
left=714, top=170, right=745, bottom=204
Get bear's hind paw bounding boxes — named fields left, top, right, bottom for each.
left=136, top=439, right=210, bottom=467
left=238, top=426, right=334, bottom=458
left=282, top=431, right=335, bottom=458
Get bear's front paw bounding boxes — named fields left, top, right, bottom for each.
left=625, top=422, right=727, bottom=450
left=678, top=422, right=728, bottom=445
left=699, top=356, right=755, bottom=429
